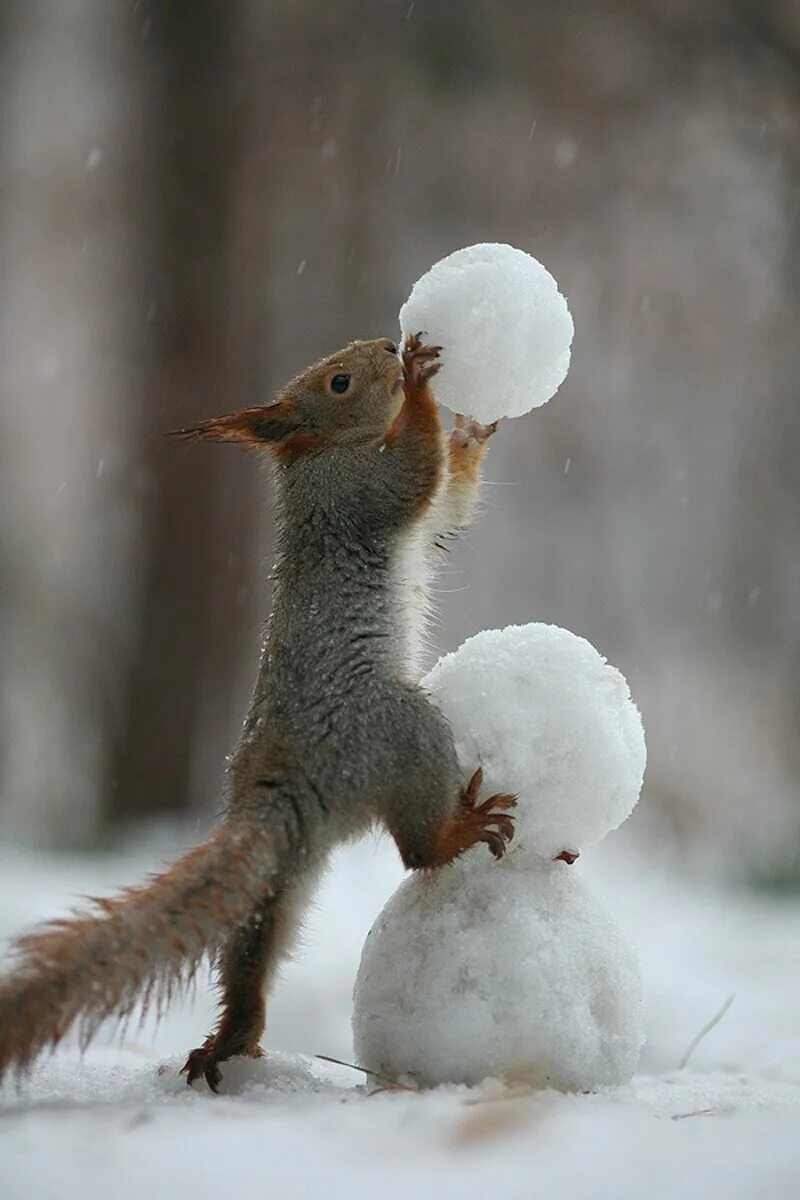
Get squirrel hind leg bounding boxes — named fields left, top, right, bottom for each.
left=393, top=767, right=516, bottom=872
left=183, top=869, right=318, bottom=1092
left=383, top=692, right=516, bottom=872
left=182, top=915, right=270, bottom=1092
left=182, top=1034, right=264, bottom=1094
left=432, top=767, right=516, bottom=865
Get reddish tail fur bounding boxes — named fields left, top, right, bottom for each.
left=0, top=821, right=282, bottom=1081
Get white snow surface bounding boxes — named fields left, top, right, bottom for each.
left=422, top=623, right=646, bottom=862
left=1, top=833, right=800, bottom=1200
left=398, top=243, right=574, bottom=422
left=353, top=856, right=644, bottom=1090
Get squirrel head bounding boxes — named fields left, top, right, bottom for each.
left=171, top=338, right=403, bottom=462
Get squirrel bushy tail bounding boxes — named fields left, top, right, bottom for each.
left=0, top=821, right=284, bottom=1081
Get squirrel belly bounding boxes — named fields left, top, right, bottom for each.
left=0, top=335, right=512, bottom=1092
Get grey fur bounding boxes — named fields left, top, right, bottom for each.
left=229, top=367, right=461, bottom=867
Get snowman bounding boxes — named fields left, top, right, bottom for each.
left=352, top=623, right=647, bottom=1091
left=352, top=247, right=646, bottom=1091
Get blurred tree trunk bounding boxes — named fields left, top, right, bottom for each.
left=0, top=0, right=148, bottom=845
left=107, top=2, right=258, bottom=824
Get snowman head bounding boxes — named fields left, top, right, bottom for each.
left=398, top=243, right=574, bottom=423
left=422, top=623, right=646, bottom=865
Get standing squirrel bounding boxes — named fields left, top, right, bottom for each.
left=0, top=334, right=514, bottom=1091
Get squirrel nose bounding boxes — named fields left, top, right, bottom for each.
left=378, top=339, right=398, bottom=355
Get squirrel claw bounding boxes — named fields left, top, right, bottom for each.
left=454, top=768, right=517, bottom=861
left=472, top=801, right=517, bottom=859
left=181, top=1039, right=265, bottom=1093
left=451, top=414, right=499, bottom=447
left=402, top=333, right=443, bottom=386
left=405, top=769, right=516, bottom=871
left=182, top=1045, right=223, bottom=1092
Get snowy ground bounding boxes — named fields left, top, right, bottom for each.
left=1, top=827, right=799, bottom=1200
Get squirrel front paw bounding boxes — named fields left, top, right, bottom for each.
left=449, top=413, right=499, bottom=449
left=402, top=332, right=442, bottom=387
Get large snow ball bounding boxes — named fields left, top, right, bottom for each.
left=398, top=243, right=574, bottom=422
left=422, top=623, right=646, bottom=862
left=353, top=858, right=644, bottom=1091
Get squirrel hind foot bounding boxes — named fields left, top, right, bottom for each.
left=400, top=769, right=517, bottom=871
left=181, top=1038, right=265, bottom=1094
left=182, top=1045, right=224, bottom=1093
left=455, top=768, right=517, bottom=861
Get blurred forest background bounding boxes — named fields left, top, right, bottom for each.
left=0, top=0, right=798, bottom=885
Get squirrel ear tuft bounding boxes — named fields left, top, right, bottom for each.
left=251, top=405, right=305, bottom=444
left=169, top=401, right=303, bottom=446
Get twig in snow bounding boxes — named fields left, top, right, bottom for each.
left=315, top=1053, right=418, bottom=1093
left=678, top=993, right=735, bottom=1069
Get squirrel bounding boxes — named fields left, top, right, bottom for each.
left=0, top=333, right=514, bottom=1092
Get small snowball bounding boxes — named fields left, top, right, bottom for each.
left=422, top=623, right=646, bottom=862
left=398, top=243, right=573, bottom=422
left=353, top=857, right=644, bottom=1091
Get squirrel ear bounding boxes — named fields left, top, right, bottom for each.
left=169, top=400, right=304, bottom=446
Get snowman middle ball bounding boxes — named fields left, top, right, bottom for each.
left=352, top=856, right=644, bottom=1091
left=422, top=624, right=646, bottom=863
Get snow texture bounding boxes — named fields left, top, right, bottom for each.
left=2, top=838, right=800, bottom=1200
left=422, top=622, right=646, bottom=862
left=398, top=243, right=574, bottom=422
left=352, top=855, right=643, bottom=1090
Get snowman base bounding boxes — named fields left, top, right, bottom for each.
left=353, top=855, right=644, bottom=1092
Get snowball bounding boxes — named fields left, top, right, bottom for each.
left=422, top=623, right=646, bottom=862
left=353, top=856, right=644, bottom=1091
left=398, top=243, right=574, bottom=422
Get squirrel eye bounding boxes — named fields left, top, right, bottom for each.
left=329, top=374, right=350, bottom=395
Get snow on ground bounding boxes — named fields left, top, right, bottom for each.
left=1, top=826, right=799, bottom=1200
